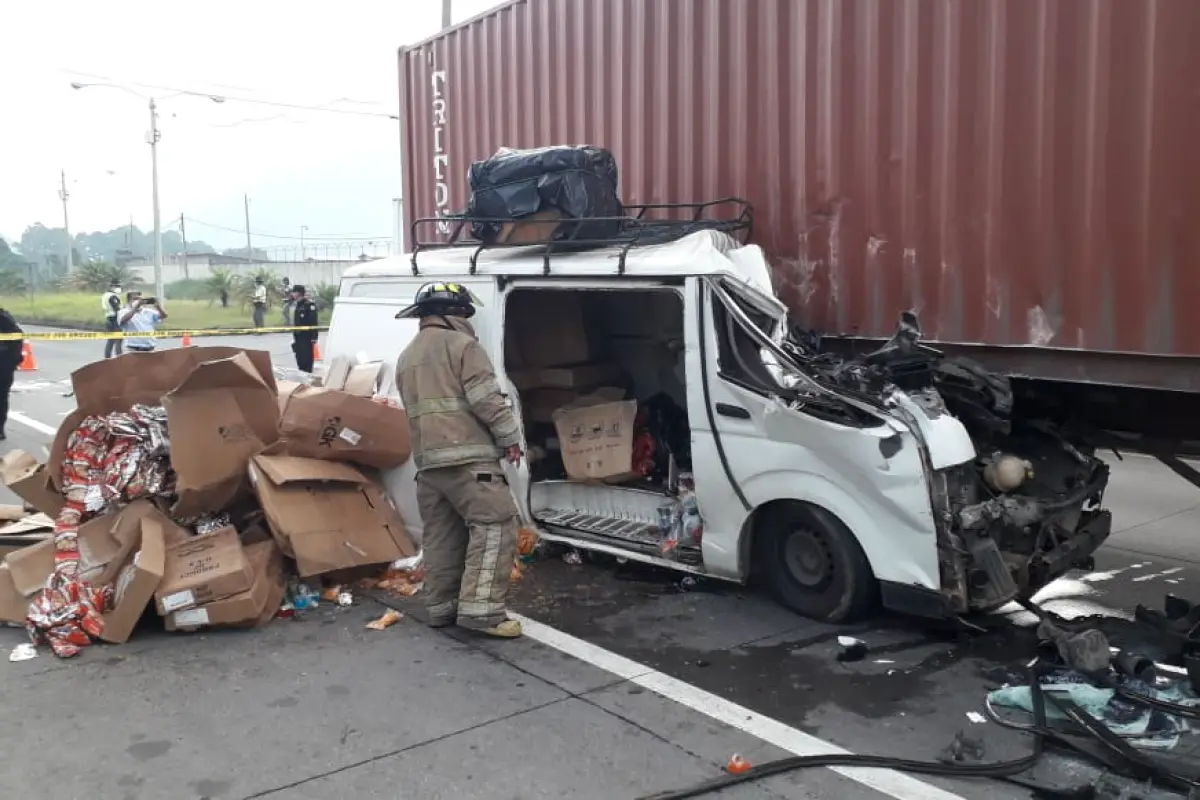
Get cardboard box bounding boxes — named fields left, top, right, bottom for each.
left=249, top=454, right=417, bottom=577
left=0, top=532, right=52, bottom=561
left=1, top=451, right=64, bottom=517
left=523, top=387, right=625, bottom=424
left=497, top=209, right=563, bottom=245
left=7, top=537, right=56, bottom=597
left=155, top=526, right=254, bottom=615
left=552, top=399, right=638, bottom=481
left=342, top=362, right=384, bottom=397
left=50, top=347, right=277, bottom=491
left=278, top=385, right=411, bottom=469
left=165, top=540, right=284, bottom=631
left=78, top=502, right=190, bottom=586
left=163, top=352, right=281, bottom=518
left=100, top=516, right=167, bottom=644
left=506, top=291, right=592, bottom=369
left=0, top=564, right=29, bottom=625
left=508, top=363, right=622, bottom=392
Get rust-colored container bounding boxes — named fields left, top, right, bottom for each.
left=399, top=0, right=1200, bottom=380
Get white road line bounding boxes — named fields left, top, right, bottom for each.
left=512, top=614, right=966, bottom=800
left=8, top=412, right=57, bottom=437
left=6, top=409, right=960, bottom=799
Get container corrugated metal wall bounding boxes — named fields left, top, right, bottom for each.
left=399, top=0, right=1200, bottom=356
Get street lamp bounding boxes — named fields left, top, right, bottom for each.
left=69, top=81, right=225, bottom=300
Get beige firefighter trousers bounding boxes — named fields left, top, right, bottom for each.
left=416, top=461, right=520, bottom=629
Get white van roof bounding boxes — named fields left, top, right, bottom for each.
left=341, top=230, right=777, bottom=298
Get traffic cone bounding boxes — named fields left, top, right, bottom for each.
left=17, top=342, right=37, bottom=371
left=181, top=333, right=193, bottom=347
left=312, top=340, right=321, bottom=361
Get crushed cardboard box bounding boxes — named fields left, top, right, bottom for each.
left=250, top=454, right=416, bottom=577
left=101, top=515, right=167, bottom=644
left=163, top=352, right=281, bottom=518
left=50, top=346, right=277, bottom=491
left=553, top=398, right=639, bottom=482
left=277, top=384, right=411, bottom=469
left=155, top=526, right=254, bottom=615
left=165, top=539, right=285, bottom=631
left=1, top=451, right=64, bottom=517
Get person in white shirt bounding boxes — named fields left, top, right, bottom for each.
left=118, top=292, right=168, bottom=352
left=252, top=277, right=268, bottom=328
left=101, top=280, right=123, bottom=358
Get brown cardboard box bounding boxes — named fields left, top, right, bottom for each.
left=278, top=385, right=411, bottom=469
left=0, top=513, right=54, bottom=535
left=496, top=209, right=563, bottom=245
left=342, top=362, right=384, bottom=397
left=249, top=454, right=417, bottom=577
left=0, top=565, right=29, bottom=625
left=506, top=290, right=592, bottom=369
left=0, top=532, right=52, bottom=561
left=78, top=502, right=190, bottom=586
left=508, top=363, right=622, bottom=392
left=523, top=387, right=625, bottom=424
left=7, top=537, right=56, bottom=597
left=552, top=399, right=638, bottom=481
left=1, top=451, right=64, bottom=517
left=165, top=540, right=284, bottom=631
left=163, top=352, right=281, bottom=518
left=50, top=347, right=277, bottom=490
left=155, top=526, right=254, bottom=615
left=100, top=515, right=167, bottom=644
left=76, top=511, right=125, bottom=584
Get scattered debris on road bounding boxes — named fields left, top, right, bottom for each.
left=366, top=608, right=403, bottom=631
left=0, top=346, right=420, bottom=658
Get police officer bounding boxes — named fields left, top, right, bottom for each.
left=0, top=307, right=23, bottom=440
left=289, top=285, right=319, bottom=373
left=394, top=283, right=524, bottom=638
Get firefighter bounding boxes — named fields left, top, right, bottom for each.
left=289, top=285, right=319, bottom=373
left=394, top=282, right=524, bottom=638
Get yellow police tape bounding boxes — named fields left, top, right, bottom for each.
left=0, top=326, right=328, bottom=342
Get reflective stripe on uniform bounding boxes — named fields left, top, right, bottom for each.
left=408, top=396, right=471, bottom=418
left=464, top=378, right=501, bottom=407
left=416, top=443, right=502, bottom=470
left=472, top=521, right=504, bottom=608
left=459, top=598, right=505, bottom=619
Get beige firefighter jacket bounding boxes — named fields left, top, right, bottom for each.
left=395, top=315, right=522, bottom=471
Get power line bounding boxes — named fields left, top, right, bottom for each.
left=62, top=69, right=399, bottom=120
left=183, top=216, right=388, bottom=242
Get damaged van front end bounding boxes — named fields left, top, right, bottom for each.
left=789, top=313, right=1113, bottom=616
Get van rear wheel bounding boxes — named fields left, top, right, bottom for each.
left=758, top=503, right=876, bottom=623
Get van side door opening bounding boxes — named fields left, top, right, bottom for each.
left=501, top=284, right=709, bottom=569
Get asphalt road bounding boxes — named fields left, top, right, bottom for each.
left=2, top=329, right=1198, bottom=799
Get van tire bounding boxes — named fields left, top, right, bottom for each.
left=757, top=503, right=877, bottom=623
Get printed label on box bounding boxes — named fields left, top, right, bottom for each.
left=338, top=427, right=362, bottom=445
left=172, top=607, right=209, bottom=628
left=161, top=589, right=196, bottom=612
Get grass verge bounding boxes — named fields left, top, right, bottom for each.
left=4, top=293, right=278, bottom=331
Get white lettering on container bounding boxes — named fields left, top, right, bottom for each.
left=430, top=69, right=451, bottom=234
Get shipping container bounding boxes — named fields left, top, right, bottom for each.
left=399, top=0, right=1200, bottom=393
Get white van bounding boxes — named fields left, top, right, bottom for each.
left=326, top=229, right=1111, bottom=623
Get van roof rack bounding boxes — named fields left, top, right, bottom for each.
left=408, top=197, right=753, bottom=276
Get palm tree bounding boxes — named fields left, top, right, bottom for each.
left=205, top=268, right=237, bottom=308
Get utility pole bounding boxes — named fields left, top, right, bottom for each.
left=58, top=169, right=73, bottom=272
left=300, top=225, right=308, bottom=260
left=442, top=0, right=452, bottom=28
left=148, top=98, right=164, bottom=301
left=180, top=213, right=189, bottom=280
left=244, top=194, right=252, bottom=258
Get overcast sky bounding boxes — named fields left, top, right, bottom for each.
left=2, top=0, right=504, bottom=252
